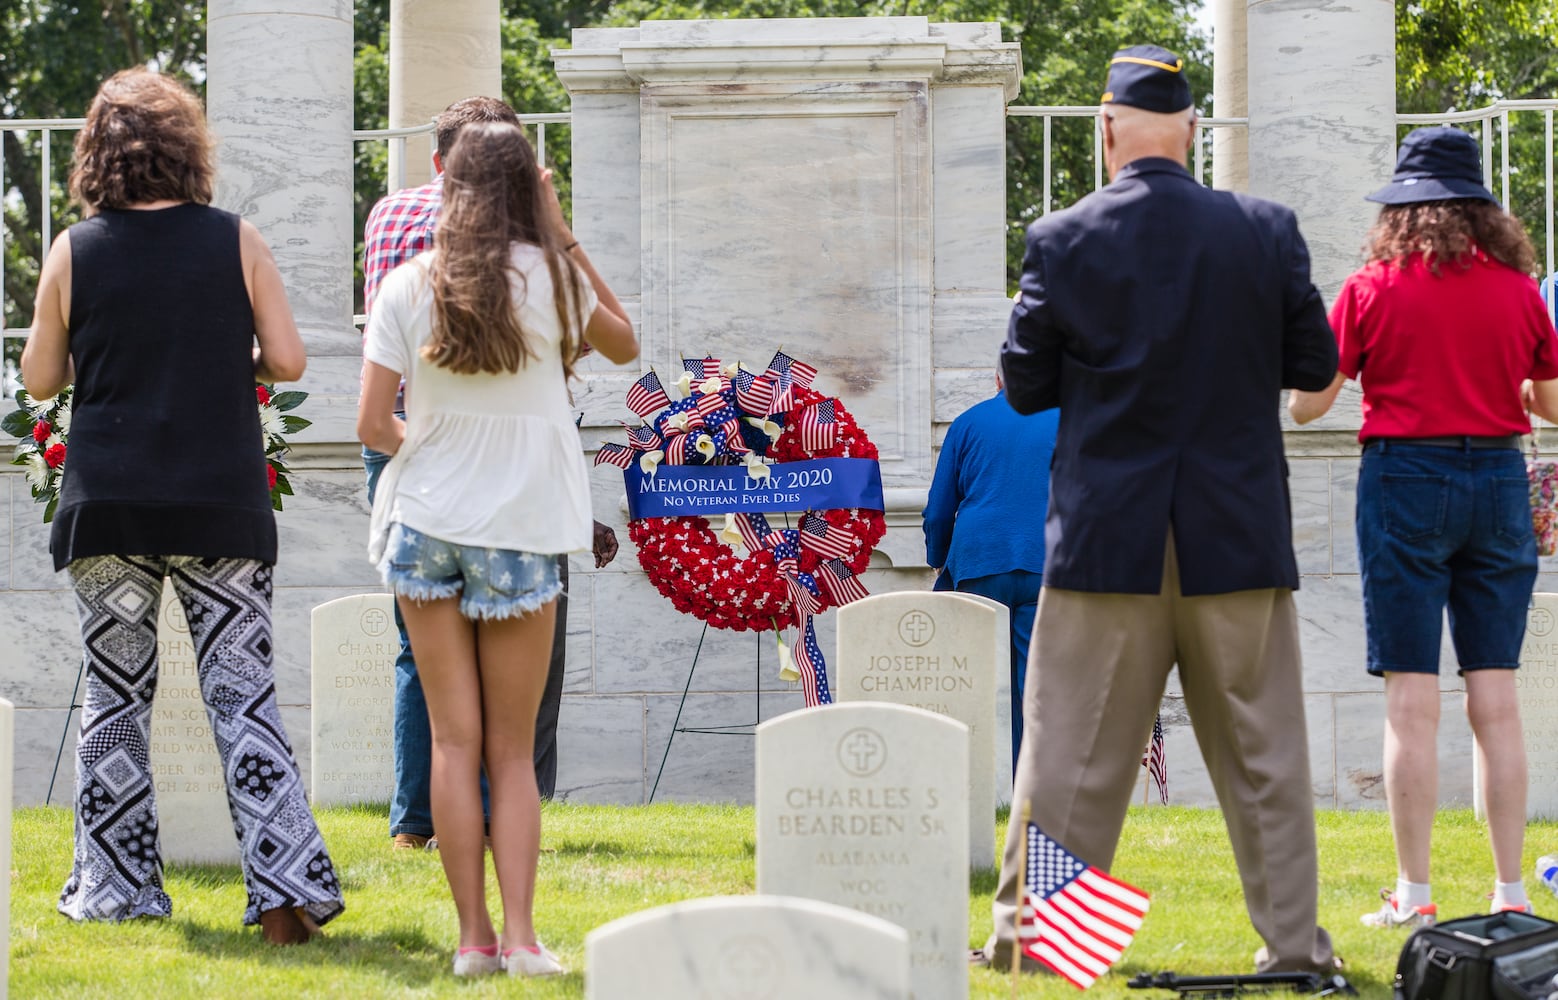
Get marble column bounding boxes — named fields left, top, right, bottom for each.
left=1211, top=0, right=1248, bottom=191
left=206, top=0, right=358, bottom=438
left=1247, top=0, right=1394, bottom=299
left=389, top=0, right=502, bottom=189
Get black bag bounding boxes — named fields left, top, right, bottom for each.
left=1395, top=912, right=1558, bottom=1000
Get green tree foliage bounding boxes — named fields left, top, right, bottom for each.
left=1396, top=0, right=1558, bottom=270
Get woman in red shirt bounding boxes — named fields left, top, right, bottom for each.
left=1293, top=127, right=1558, bottom=928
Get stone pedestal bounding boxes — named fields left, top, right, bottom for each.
left=1475, top=593, right=1558, bottom=819
left=1247, top=0, right=1394, bottom=299
left=389, top=0, right=502, bottom=189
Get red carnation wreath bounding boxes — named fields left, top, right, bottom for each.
left=627, top=385, right=886, bottom=633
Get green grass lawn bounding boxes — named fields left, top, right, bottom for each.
left=9, top=803, right=1558, bottom=998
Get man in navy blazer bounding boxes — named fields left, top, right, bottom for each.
left=980, top=46, right=1339, bottom=976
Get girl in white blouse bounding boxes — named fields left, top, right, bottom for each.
left=358, top=121, right=636, bottom=978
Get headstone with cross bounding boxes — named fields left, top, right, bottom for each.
left=585, top=895, right=910, bottom=999
left=148, top=580, right=240, bottom=864
left=756, top=703, right=969, bottom=1000
left=834, top=592, right=1003, bottom=869
left=1475, top=592, right=1558, bottom=819
left=310, top=594, right=399, bottom=806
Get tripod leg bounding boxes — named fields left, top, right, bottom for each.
left=648, top=621, right=709, bottom=804
left=47, top=656, right=87, bottom=805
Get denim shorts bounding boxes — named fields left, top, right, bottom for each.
left=379, top=522, right=562, bottom=621
left=1356, top=441, right=1537, bottom=676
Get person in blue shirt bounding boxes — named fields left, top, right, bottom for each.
left=923, top=370, right=1058, bottom=774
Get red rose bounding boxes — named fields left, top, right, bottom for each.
left=267, top=464, right=278, bottom=489
left=256, top=385, right=271, bottom=406
left=32, top=420, right=50, bottom=443
left=44, top=443, right=66, bottom=468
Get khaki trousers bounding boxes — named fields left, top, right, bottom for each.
left=987, top=538, right=1334, bottom=973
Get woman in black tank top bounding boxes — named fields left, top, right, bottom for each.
left=20, top=68, right=341, bottom=942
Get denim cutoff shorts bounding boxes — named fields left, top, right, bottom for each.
left=1356, top=440, right=1537, bottom=676
left=379, top=522, right=563, bottom=621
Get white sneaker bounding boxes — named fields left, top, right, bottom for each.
left=504, top=942, right=566, bottom=977
left=452, top=946, right=501, bottom=976
left=1361, top=889, right=1437, bottom=929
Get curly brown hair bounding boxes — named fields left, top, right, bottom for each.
left=423, top=121, right=588, bottom=377
left=1367, top=199, right=1537, bottom=275
left=69, top=69, right=213, bottom=214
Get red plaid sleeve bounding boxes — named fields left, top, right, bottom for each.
left=362, top=177, right=443, bottom=317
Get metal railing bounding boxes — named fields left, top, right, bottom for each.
left=3, top=100, right=1555, bottom=393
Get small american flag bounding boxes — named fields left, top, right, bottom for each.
left=733, top=367, right=776, bottom=419
left=1141, top=713, right=1167, bottom=805
left=682, top=355, right=718, bottom=380
left=1021, top=822, right=1150, bottom=990
left=792, top=617, right=832, bottom=706
left=765, top=350, right=819, bottom=392
left=817, top=558, right=868, bottom=605
left=625, top=371, right=671, bottom=418
left=769, top=531, right=800, bottom=577
left=798, top=512, right=851, bottom=559
left=733, top=512, right=768, bottom=554
left=625, top=424, right=663, bottom=452
left=593, top=443, right=634, bottom=469
left=786, top=575, right=821, bottom=620
left=796, top=399, right=838, bottom=451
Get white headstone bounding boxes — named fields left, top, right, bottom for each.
left=1478, top=594, right=1558, bottom=819
left=834, top=592, right=1000, bottom=868
left=756, top=703, right=969, bottom=1000
left=310, top=595, right=397, bottom=806
left=939, top=592, right=1014, bottom=805
left=586, top=895, right=910, bottom=1000
left=1, top=697, right=13, bottom=1000
left=148, top=581, right=237, bottom=864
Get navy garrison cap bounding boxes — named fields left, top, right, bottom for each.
left=1101, top=45, right=1192, bottom=113
left=1365, top=127, right=1498, bottom=205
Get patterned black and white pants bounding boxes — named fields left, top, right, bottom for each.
left=58, top=555, right=345, bottom=927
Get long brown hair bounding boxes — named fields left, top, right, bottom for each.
left=1367, top=199, right=1537, bottom=275
left=423, top=121, right=588, bottom=376
left=69, top=68, right=214, bottom=215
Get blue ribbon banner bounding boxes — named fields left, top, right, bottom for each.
left=624, top=458, right=884, bottom=520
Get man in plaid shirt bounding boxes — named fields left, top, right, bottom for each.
left=361, top=96, right=616, bottom=850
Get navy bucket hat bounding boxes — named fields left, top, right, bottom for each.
left=1366, top=127, right=1498, bottom=205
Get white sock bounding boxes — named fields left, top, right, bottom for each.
left=1494, top=880, right=1528, bottom=910
left=1397, top=879, right=1432, bottom=911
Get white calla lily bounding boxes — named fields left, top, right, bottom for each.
left=744, top=416, right=782, bottom=442
left=743, top=457, right=771, bottom=483
left=673, top=371, right=694, bottom=399
left=698, top=375, right=722, bottom=395
left=639, top=450, right=664, bottom=475
left=776, top=635, right=800, bottom=682
left=720, top=514, right=745, bottom=547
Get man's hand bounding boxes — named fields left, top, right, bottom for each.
left=592, top=521, right=619, bottom=569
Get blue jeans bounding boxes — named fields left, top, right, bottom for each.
left=365, top=444, right=436, bottom=838
left=1357, top=440, right=1537, bottom=676
left=951, top=570, right=1043, bottom=775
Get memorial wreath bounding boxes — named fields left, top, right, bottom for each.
left=594, top=351, right=886, bottom=706
left=3, top=383, right=310, bottom=521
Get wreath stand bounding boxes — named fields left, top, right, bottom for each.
left=47, top=658, right=86, bottom=805
left=648, top=624, right=764, bottom=803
